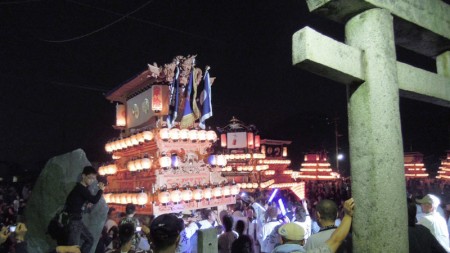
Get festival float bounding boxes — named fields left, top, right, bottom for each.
left=295, top=151, right=340, bottom=181
left=215, top=117, right=306, bottom=200
left=100, top=55, right=239, bottom=215
left=436, top=150, right=450, bottom=180
left=404, top=152, right=429, bottom=178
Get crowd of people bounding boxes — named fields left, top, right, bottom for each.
left=0, top=168, right=450, bottom=253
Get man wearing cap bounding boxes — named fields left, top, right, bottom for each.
left=150, top=214, right=183, bottom=253
left=272, top=222, right=307, bottom=253
left=416, top=194, right=450, bottom=252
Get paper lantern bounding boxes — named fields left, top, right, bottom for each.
left=130, top=134, right=139, bottom=146
left=137, top=132, right=145, bottom=144
left=119, top=138, right=127, bottom=150
left=213, top=186, right=222, bottom=198
left=208, top=155, right=217, bottom=166
left=105, top=143, right=112, bottom=153
left=159, top=156, right=171, bottom=168
left=171, top=155, right=180, bottom=168
left=182, top=188, right=193, bottom=202
left=107, top=164, right=117, bottom=175
left=230, top=184, right=240, bottom=196
left=169, top=128, right=180, bottom=141
left=137, top=192, right=148, bottom=205
left=180, top=129, right=189, bottom=141
left=116, top=104, right=126, bottom=127
left=120, top=194, right=127, bottom=205
left=203, top=186, right=212, bottom=200
left=254, top=135, right=260, bottom=148
left=193, top=188, right=203, bottom=202
left=206, top=130, right=217, bottom=142
left=252, top=183, right=258, bottom=189
left=134, top=159, right=143, bottom=171
left=247, top=132, right=254, bottom=149
left=141, top=157, right=152, bottom=170
left=125, top=137, right=133, bottom=148
left=104, top=193, right=111, bottom=203
left=126, top=193, right=133, bottom=204
left=143, top=131, right=153, bottom=141
left=132, top=194, right=138, bottom=205
left=216, top=155, right=227, bottom=167
left=159, top=128, right=170, bottom=141
left=128, top=160, right=137, bottom=172
left=222, top=185, right=231, bottom=197
left=188, top=130, right=198, bottom=142
left=220, top=134, right=227, bottom=148
left=283, top=147, right=288, bottom=157
left=197, top=130, right=206, bottom=142
left=170, top=188, right=182, bottom=204
left=158, top=190, right=170, bottom=205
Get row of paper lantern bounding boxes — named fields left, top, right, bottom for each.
left=105, top=131, right=154, bottom=153
left=223, top=153, right=266, bottom=160
left=208, top=155, right=227, bottom=167
left=98, top=164, right=118, bottom=175
left=260, top=179, right=275, bottom=188
left=159, top=128, right=217, bottom=142
left=127, top=156, right=152, bottom=171
left=104, top=192, right=148, bottom=206
left=238, top=182, right=259, bottom=189
left=158, top=184, right=240, bottom=205
left=258, top=160, right=291, bottom=165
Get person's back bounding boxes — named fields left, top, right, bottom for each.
left=259, top=207, right=282, bottom=253
left=231, top=220, right=253, bottom=253
left=218, top=215, right=238, bottom=253
left=119, top=204, right=141, bottom=251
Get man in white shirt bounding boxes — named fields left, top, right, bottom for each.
left=183, top=209, right=219, bottom=253
left=259, top=207, right=282, bottom=253
left=417, top=194, right=450, bottom=252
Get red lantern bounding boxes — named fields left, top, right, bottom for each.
left=247, top=132, right=254, bottom=149
left=254, top=135, right=260, bottom=148
left=221, top=133, right=227, bottom=148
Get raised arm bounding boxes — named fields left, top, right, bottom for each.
left=325, top=198, right=354, bottom=253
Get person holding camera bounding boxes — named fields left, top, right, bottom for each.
left=65, top=166, right=105, bottom=253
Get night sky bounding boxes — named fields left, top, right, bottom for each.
left=1, top=0, right=449, bottom=176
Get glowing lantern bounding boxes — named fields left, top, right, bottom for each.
left=252, top=183, right=258, bottom=189
left=159, top=128, right=170, bottom=141
left=220, top=134, right=227, bottom=148
left=255, top=135, right=260, bottom=148
left=206, top=130, right=217, bottom=142
left=137, top=132, right=145, bottom=144
left=216, top=155, right=227, bottom=167
left=222, top=185, right=231, bottom=197
left=114, top=140, right=121, bottom=151
left=105, top=143, right=112, bottom=153
left=119, top=138, right=127, bottom=150
left=141, top=156, right=152, bottom=170
left=246, top=183, right=253, bottom=189
left=170, top=188, right=182, bottom=204
left=125, top=137, right=132, bottom=148
left=130, top=134, right=139, bottom=146
left=213, top=186, right=222, bottom=198
left=169, top=128, right=180, bottom=141
left=107, top=164, right=117, bottom=175
left=104, top=193, right=111, bottom=203
left=143, top=131, right=153, bottom=141
left=128, top=160, right=137, bottom=172
left=159, top=156, right=171, bottom=168
left=110, top=194, right=116, bottom=203
left=182, top=187, right=193, bottom=202
left=116, top=104, right=126, bottom=127
left=109, top=141, right=117, bottom=152
left=230, top=184, right=240, bottom=196
left=188, top=130, right=198, bottom=142
left=132, top=194, right=138, bottom=205
left=151, top=85, right=163, bottom=112
left=261, top=145, right=266, bottom=155
left=193, top=187, right=203, bottom=202
left=197, top=130, right=207, bottom=142
left=137, top=192, right=148, bottom=205
left=283, top=147, right=288, bottom=157
left=158, top=190, right=170, bottom=205
left=204, top=186, right=212, bottom=200
left=247, top=132, right=254, bottom=149
left=126, top=193, right=133, bottom=203
left=180, top=129, right=189, bottom=141
left=134, top=158, right=143, bottom=171
left=120, top=194, right=127, bottom=205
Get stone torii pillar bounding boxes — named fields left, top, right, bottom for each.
left=292, top=0, right=450, bottom=252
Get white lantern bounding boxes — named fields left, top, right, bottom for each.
left=180, top=129, right=189, bottom=141
left=204, top=186, right=212, bottom=200
left=107, top=164, right=117, bottom=174
left=159, top=156, right=171, bottom=168
left=230, top=184, right=240, bottom=196
left=222, top=185, right=231, bottom=197
left=128, top=160, right=137, bottom=172
left=126, top=193, right=133, bottom=204
left=137, top=132, right=145, bottom=144
left=143, top=131, right=154, bottom=141
left=137, top=192, right=148, bottom=205
left=169, top=128, right=180, bottom=141
left=206, top=130, right=217, bottom=142
left=197, top=130, right=206, bottom=142
left=104, top=193, right=111, bottom=203
left=125, top=137, right=133, bottom=148
left=110, top=141, right=117, bottom=152
left=134, top=159, right=143, bottom=171
left=193, top=188, right=203, bottom=202
left=132, top=194, right=139, bottom=205
left=120, top=194, right=127, bottom=205
left=170, top=188, right=182, bottom=204
left=182, top=188, right=193, bottom=202
left=213, top=186, right=222, bottom=198
left=216, top=155, right=227, bottom=167
left=158, top=190, right=170, bottom=205
left=130, top=134, right=139, bottom=146
left=113, top=140, right=121, bottom=151
left=105, top=143, right=112, bottom=153
left=116, top=104, right=126, bottom=127
left=188, top=130, right=198, bottom=142
left=141, top=157, right=152, bottom=170
left=252, top=183, right=258, bottom=189
left=159, top=128, right=170, bottom=141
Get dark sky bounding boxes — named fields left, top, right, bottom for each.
left=1, top=0, right=449, bottom=175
